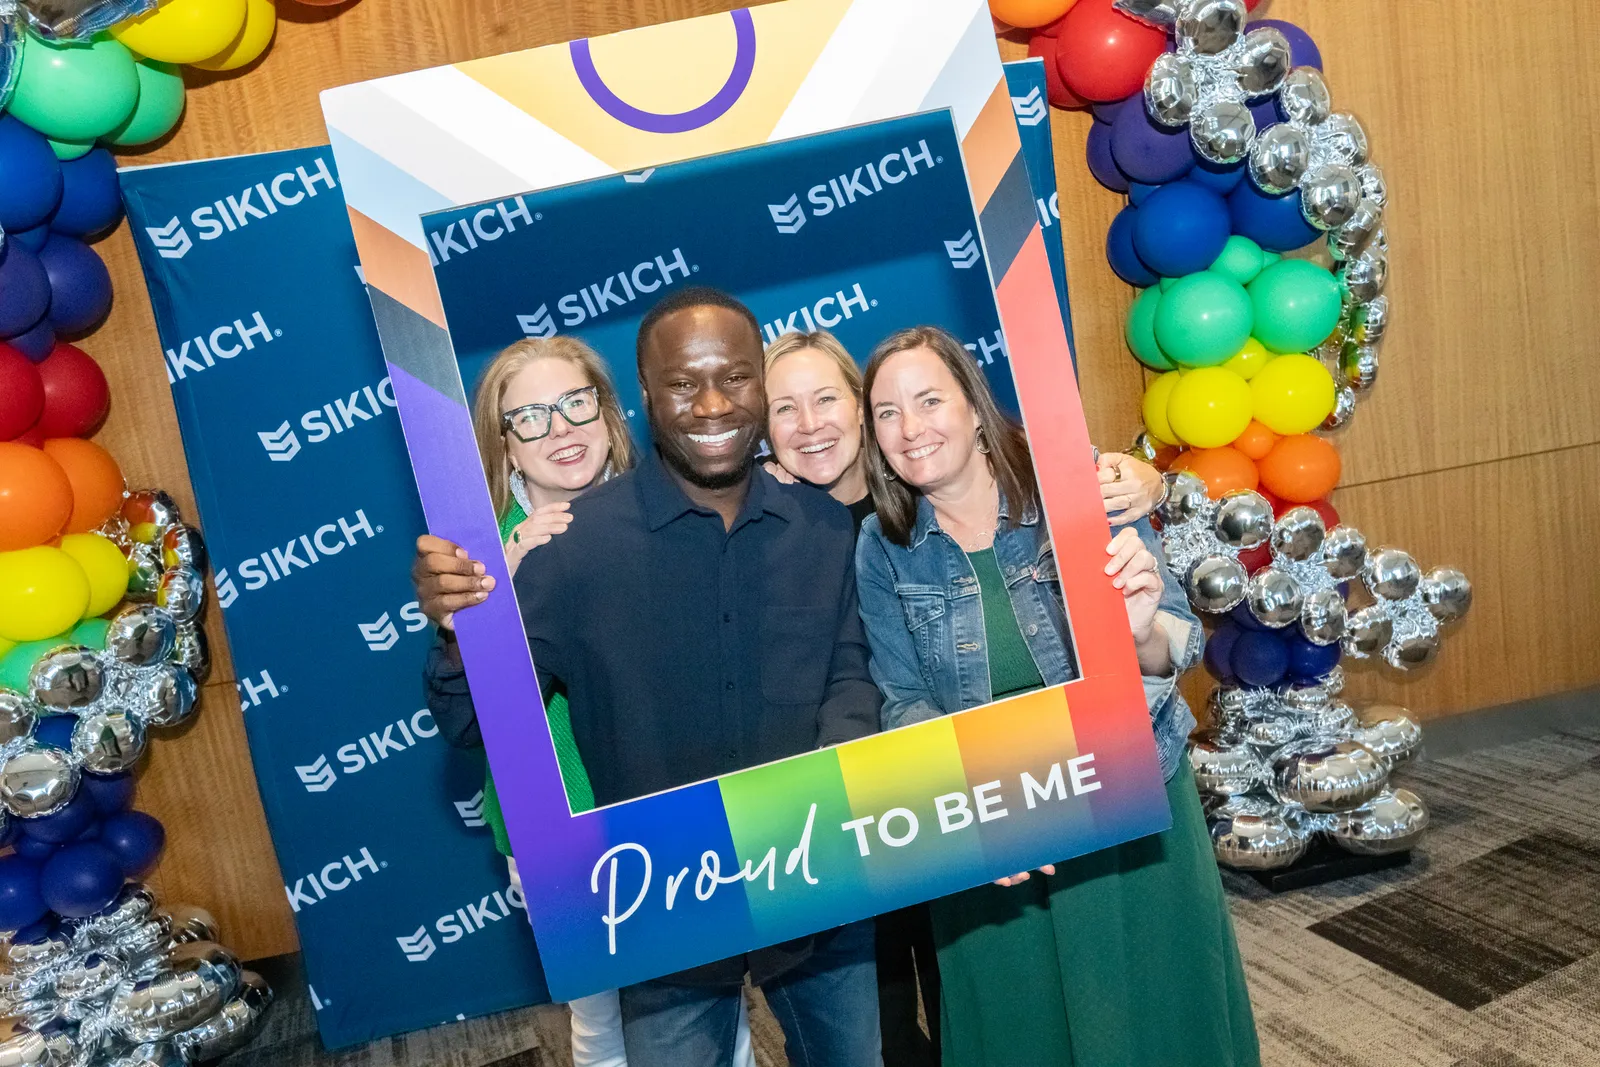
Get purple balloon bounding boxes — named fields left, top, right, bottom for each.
left=1227, top=180, right=1320, bottom=252
left=4, top=316, right=55, bottom=362
left=1111, top=102, right=1194, bottom=185
left=0, top=856, right=47, bottom=932
left=82, top=772, right=136, bottom=814
left=1106, top=206, right=1159, bottom=288
left=40, top=842, right=123, bottom=918
left=23, top=792, right=96, bottom=844
left=1086, top=120, right=1129, bottom=193
left=1230, top=600, right=1268, bottom=632
left=1288, top=632, right=1341, bottom=681
left=1092, top=95, right=1135, bottom=125
left=99, top=811, right=165, bottom=878
left=38, top=234, right=112, bottom=335
left=1250, top=19, right=1321, bottom=70
left=0, top=241, right=51, bottom=338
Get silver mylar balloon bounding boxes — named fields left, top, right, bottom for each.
left=155, top=567, right=204, bottom=622
left=1272, top=740, right=1387, bottom=812
left=92, top=885, right=158, bottom=938
left=71, top=712, right=148, bottom=775
left=1214, top=491, right=1273, bottom=549
left=1350, top=295, right=1389, bottom=345
left=1160, top=471, right=1210, bottom=526
left=1208, top=686, right=1247, bottom=723
left=107, top=605, right=176, bottom=667
left=1271, top=507, right=1325, bottom=561
left=1343, top=605, right=1393, bottom=657
left=1178, top=0, right=1244, bottom=54
left=53, top=952, right=125, bottom=1003
left=1130, top=432, right=1161, bottom=465
left=1308, top=699, right=1358, bottom=735
left=1332, top=198, right=1384, bottom=261
left=122, top=491, right=180, bottom=546
left=1242, top=714, right=1301, bottom=748
left=1145, top=53, right=1196, bottom=127
left=1301, top=163, right=1363, bottom=230
left=0, top=690, right=37, bottom=745
left=1186, top=556, right=1249, bottom=614
left=1319, top=112, right=1370, bottom=167
left=1340, top=341, right=1381, bottom=393
left=0, top=1019, right=77, bottom=1067
left=161, top=905, right=219, bottom=947
left=1322, top=385, right=1358, bottom=430
left=1330, top=788, right=1428, bottom=855
left=169, top=622, right=209, bottom=683
left=1113, top=0, right=1179, bottom=23
left=1277, top=67, right=1331, bottom=125
left=1232, top=26, right=1290, bottom=95
left=1210, top=810, right=1307, bottom=870
left=158, top=525, right=206, bottom=574
left=1343, top=242, right=1388, bottom=303
left=1386, top=629, right=1440, bottom=669
left=1191, top=99, right=1254, bottom=165
left=110, top=917, right=176, bottom=962
left=1367, top=547, right=1421, bottom=599
left=1357, top=163, right=1387, bottom=206
left=7, top=931, right=73, bottom=977
left=1421, top=567, right=1473, bottom=622
left=1246, top=567, right=1302, bottom=627
left=1282, top=681, right=1332, bottom=713
left=1249, top=123, right=1309, bottom=195
left=0, top=747, right=80, bottom=818
left=108, top=941, right=242, bottom=1043
left=170, top=970, right=272, bottom=1063
left=138, top=665, right=199, bottom=729
left=1299, top=586, right=1348, bottom=645
left=105, top=1043, right=186, bottom=1067
left=28, top=647, right=102, bottom=710
left=1188, top=734, right=1266, bottom=796
left=1353, top=711, right=1422, bottom=766
left=125, top=544, right=163, bottom=603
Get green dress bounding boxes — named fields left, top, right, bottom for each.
left=929, top=551, right=1260, bottom=1067
left=479, top=499, right=597, bottom=856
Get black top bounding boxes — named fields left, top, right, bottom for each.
left=846, top=492, right=876, bottom=534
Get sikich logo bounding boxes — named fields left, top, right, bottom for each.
left=396, top=880, right=527, bottom=963
left=285, top=846, right=383, bottom=912
left=358, top=601, right=428, bottom=651
left=212, top=508, right=381, bottom=608
left=767, top=139, right=940, bottom=236
left=235, top=668, right=283, bottom=711
left=1011, top=85, right=1047, bottom=127
left=293, top=708, right=439, bottom=793
left=163, top=311, right=278, bottom=384
left=527, top=248, right=695, bottom=333
left=143, top=156, right=337, bottom=262
left=428, top=196, right=538, bottom=264
left=257, top=377, right=398, bottom=463
left=760, top=283, right=876, bottom=344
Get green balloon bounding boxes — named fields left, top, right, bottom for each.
left=1260, top=251, right=1281, bottom=267
left=108, top=59, right=186, bottom=147
left=1125, top=286, right=1174, bottom=370
left=0, top=635, right=73, bottom=695
left=1210, top=235, right=1265, bottom=286
left=49, top=137, right=96, bottom=161
left=1153, top=271, right=1254, bottom=368
left=1247, top=259, right=1343, bottom=353
left=69, top=618, right=110, bottom=650
left=9, top=31, right=139, bottom=143
left=1158, top=276, right=1178, bottom=292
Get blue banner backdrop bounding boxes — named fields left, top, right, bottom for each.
left=118, top=147, right=549, bottom=1049
left=1003, top=57, right=1075, bottom=363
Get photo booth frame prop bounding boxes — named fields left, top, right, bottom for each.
left=322, top=0, right=1169, bottom=999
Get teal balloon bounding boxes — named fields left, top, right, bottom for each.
left=1125, top=287, right=1174, bottom=370
left=0, top=635, right=71, bottom=694
left=69, top=618, right=109, bottom=650
left=1210, top=236, right=1265, bottom=286
left=1247, top=259, right=1343, bottom=353
left=1153, top=271, right=1254, bottom=368
left=9, top=33, right=139, bottom=144
left=107, top=60, right=186, bottom=148
left=48, top=138, right=95, bottom=161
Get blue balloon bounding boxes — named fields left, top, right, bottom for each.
left=1110, top=101, right=1194, bottom=185
left=1249, top=96, right=1282, bottom=134
left=1231, top=629, right=1289, bottom=688
left=34, top=715, right=75, bottom=750
left=38, top=234, right=112, bottom=335
left=1086, top=120, right=1128, bottom=193
left=1188, top=153, right=1245, bottom=195
left=1132, top=182, right=1230, bottom=277
left=0, top=856, right=47, bottom=931
left=1287, top=633, right=1341, bottom=682
left=0, top=117, right=63, bottom=233
left=13, top=836, right=57, bottom=860
left=40, top=842, right=123, bottom=918
left=12, top=915, right=57, bottom=945
left=1127, top=180, right=1159, bottom=206
left=4, top=317, right=56, bottom=362
left=1252, top=19, right=1321, bottom=70
left=1204, top=621, right=1241, bottom=684
left=82, top=772, right=136, bottom=814
left=1230, top=601, right=1267, bottom=631
left=1092, top=95, right=1133, bottom=125
left=12, top=225, right=51, bottom=252
left=99, top=811, right=165, bottom=878
left=1227, top=180, right=1320, bottom=253
left=24, top=792, right=96, bottom=844
left=51, top=149, right=122, bottom=239
left=0, top=817, right=16, bottom=849
left=0, top=241, right=52, bottom=338
left=1106, top=206, right=1159, bottom=288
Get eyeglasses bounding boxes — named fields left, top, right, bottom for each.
left=501, top=386, right=602, bottom=442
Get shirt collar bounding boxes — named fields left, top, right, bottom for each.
left=637, top=447, right=799, bottom=532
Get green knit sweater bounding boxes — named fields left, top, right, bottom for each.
left=480, top=499, right=597, bottom=856
left=967, top=548, right=1046, bottom=700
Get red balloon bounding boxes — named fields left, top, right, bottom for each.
left=1053, top=0, right=1169, bottom=103
left=1239, top=543, right=1271, bottom=575
left=0, top=345, right=44, bottom=441
left=1028, top=31, right=1084, bottom=109
left=1278, top=496, right=1340, bottom=530
left=1245, top=0, right=1263, bottom=9
left=34, top=343, right=109, bottom=439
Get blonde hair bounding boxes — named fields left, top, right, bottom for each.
left=763, top=329, right=864, bottom=400
left=471, top=337, right=635, bottom=519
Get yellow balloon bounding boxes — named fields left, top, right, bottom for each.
left=114, top=0, right=248, bottom=66
left=0, top=547, right=91, bottom=643
left=59, top=533, right=131, bottom=619
left=1142, top=371, right=1184, bottom=446
left=1250, top=353, right=1336, bottom=435
left=1223, top=337, right=1273, bottom=381
left=1167, top=367, right=1253, bottom=448
left=192, top=0, right=275, bottom=71
left=0, top=637, right=13, bottom=660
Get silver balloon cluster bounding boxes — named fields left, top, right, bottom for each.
left=0, top=0, right=19, bottom=111
left=0, top=884, right=271, bottom=1064
left=103, top=491, right=210, bottom=684
left=15, top=0, right=157, bottom=41
left=1190, top=674, right=1430, bottom=869
left=1157, top=471, right=1471, bottom=667
left=1116, top=0, right=1290, bottom=165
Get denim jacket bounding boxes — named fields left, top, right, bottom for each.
left=854, top=495, right=1201, bottom=781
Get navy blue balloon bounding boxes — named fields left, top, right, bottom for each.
left=1204, top=621, right=1241, bottom=684
left=1132, top=182, right=1230, bottom=277
left=1288, top=633, right=1341, bottom=682
left=38, top=235, right=112, bottom=334
left=12, top=915, right=56, bottom=945
left=1110, top=102, right=1194, bottom=185
left=1127, top=180, right=1159, bottom=206
left=40, top=843, right=123, bottom=918
left=1092, top=96, right=1133, bottom=124
left=1252, top=19, right=1321, bottom=70
left=0, top=856, right=47, bottom=931
left=13, top=836, right=57, bottom=861
left=24, top=792, right=96, bottom=844
left=1230, top=601, right=1267, bottom=631
left=75, top=819, right=101, bottom=842
left=99, top=811, right=165, bottom=878
left=1248, top=96, right=1281, bottom=134
left=0, top=117, right=63, bottom=233
left=51, top=150, right=122, bottom=239
left=1086, top=120, right=1129, bottom=193
left=34, top=715, right=75, bottom=750
left=1106, top=207, right=1159, bottom=288
left=12, top=225, right=51, bottom=252
left=0, top=241, right=52, bottom=338
left=1188, top=153, right=1246, bottom=195
left=5, top=317, right=55, bottom=362
left=83, top=772, right=136, bottom=814
left=1227, top=180, right=1320, bottom=252
left=1231, top=629, right=1290, bottom=688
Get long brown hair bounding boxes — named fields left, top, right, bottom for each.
left=861, top=326, right=1038, bottom=547
left=471, top=337, right=635, bottom=519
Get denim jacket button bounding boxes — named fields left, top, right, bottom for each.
left=1027, top=624, right=1039, bottom=636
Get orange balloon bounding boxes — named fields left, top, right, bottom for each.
left=1184, top=446, right=1260, bottom=498
left=1232, top=419, right=1278, bottom=461
left=40, top=438, right=124, bottom=534
left=1167, top=449, right=1195, bottom=473
left=989, top=0, right=1075, bottom=28
left=0, top=443, right=73, bottom=550
left=1257, top=434, right=1341, bottom=503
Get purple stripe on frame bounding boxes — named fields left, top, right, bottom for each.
left=569, top=9, right=757, bottom=134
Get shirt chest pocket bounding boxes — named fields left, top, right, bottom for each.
left=761, top=605, right=834, bottom=705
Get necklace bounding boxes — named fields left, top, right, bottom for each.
left=938, top=499, right=998, bottom=552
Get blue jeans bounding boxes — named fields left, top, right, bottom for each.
left=618, top=921, right=882, bottom=1067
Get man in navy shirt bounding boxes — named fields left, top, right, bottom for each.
left=417, top=288, right=882, bottom=1067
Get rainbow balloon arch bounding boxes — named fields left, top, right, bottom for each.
left=992, top=0, right=1472, bottom=874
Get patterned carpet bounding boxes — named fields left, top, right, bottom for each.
left=224, top=722, right=1600, bottom=1067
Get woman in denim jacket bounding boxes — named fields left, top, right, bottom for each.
left=854, top=326, right=1259, bottom=1067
